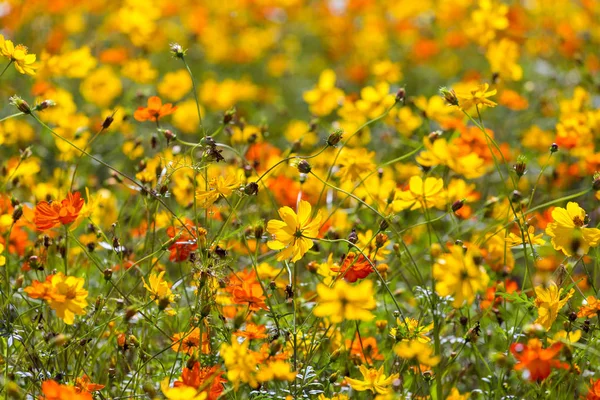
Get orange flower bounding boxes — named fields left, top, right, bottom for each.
left=577, top=296, right=600, bottom=318
left=331, top=252, right=373, bottom=283
left=174, top=362, right=226, bottom=400
left=227, top=269, right=268, bottom=312
left=171, top=327, right=211, bottom=355
left=480, top=279, right=518, bottom=311
left=587, top=378, right=600, bottom=400
left=34, top=192, right=84, bottom=231
left=234, top=323, right=269, bottom=340
left=166, top=220, right=205, bottom=262
left=133, top=96, right=177, bottom=122
left=40, top=380, right=92, bottom=400
left=346, top=334, right=384, bottom=364
left=23, top=276, right=54, bottom=300
left=510, top=338, right=569, bottom=381
left=74, top=375, right=105, bottom=393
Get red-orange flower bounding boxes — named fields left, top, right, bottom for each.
left=587, top=378, right=600, bottom=400
left=166, top=221, right=205, bottom=262
left=40, top=380, right=92, bottom=400
left=234, top=323, right=268, bottom=340
left=346, top=334, right=384, bottom=364
left=171, top=327, right=211, bottom=355
left=133, top=96, right=177, bottom=122
left=331, top=252, right=374, bottom=283
left=174, top=362, right=226, bottom=400
left=74, top=375, right=105, bottom=393
left=226, top=269, right=268, bottom=312
left=34, top=192, right=84, bottom=231
left=510, top=338, right=569, bottom=381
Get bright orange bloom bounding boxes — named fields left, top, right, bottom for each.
left=166, top=221, right=205, bottom=262
left=74, top=375, right=105, bottom=393
left=23, top=276, right=54, bottom=301
left=510, top=339, right=569, bottom=381
left=346, top=334, right=384, bottom=364
left=587, top=378, right=600, bottom=400
left=480, top=279, right=518, bottom=311
left=226, top=269, right=268, bottom=312
left=577, top=296, right=600, bottom=318
left=34, top=192, right=84, bottom=231
left=174, top=362, right=226, bottom=400
left=171, top=327, right=211, bottom=355
left=331, top=252, right=373, bottom=283
left=40, top=380, right=92, bottom=400
left=234, top=323, right=269, bottom=340
left=133, top=96, right=177, bottom=122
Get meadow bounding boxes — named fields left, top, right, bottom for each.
left=1, top=0, right=600, bottom=399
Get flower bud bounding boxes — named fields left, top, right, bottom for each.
left=439, top=87, right=458, bottom=106
left=35, top=99, right=56, bottom=111
left=395, top=88, right=406, bottom=103
left=452, top=199, right=465, bottom=213
left=326, top=129, right=343, bottom=147
left=550, top=143, right=558, bottom=153
left=513, top=155, right=527, bottom=177
left=170, top=43, right=186, bottom=58
left=9, top=95, right=31, bottom=114
left=593, top=173, right=600, bottom=191
left=11, top=205, right=22, bottom=223
left=297, top=159, right=312, bottom=174
left=375, top=233, right=388, bottom=248
left=244, top=182, right=259, bottom=196
left=348, top=228, right=358, bottom=245
left=102, top=114, right=114, bottom=129
left=103, top=268, right=113, bottom=281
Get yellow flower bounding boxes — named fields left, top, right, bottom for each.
left=121, top=59, right=158, bottom=84
left=549, top=330, right=581, bottom=347
left=372, top=60, right=402, bottom=83
left=446, top=387, right=470, bottom=400
left=161, top=379, right=207, bottom=400
left=143, top=271, right=175, bottom=304
left=454, top=83, right=497, bottom=110
left=80, top=67, right=122, bottom=108
left=393, top=175, right=446, bottom=212
left=486, top=39, right=522, bottom=82
left=345, top=365, right=399, bottom=395
left=313, top=279, right=376, bottom=323
left=0, top=243, right=6, bottom=267
left=48, top=273, right=89, bottom=325
left=172, top=99, right=203, bottom=134
left=505, top=225, right=546, bottom=247
left=195, top=174, right=240, bottom=208
left=394, top=339, right=440, bottom=367
left=303, top=69, right=344, bottom=116
left=220, top=339, right=259, bottom=390
left=337, top=147, right=376, bottom=183
left=545, top=202, right=600, bottom=256
left=533, top=282, right=574, bottom=330
left=256, top=360, right=297, bottom=383
left=433, top=246, right=490, bottom=307
left=354, top=82, right=396, bottom=120
left=158, top=69, right=193, bottom=101
left=284, top=120, right=318, bottom=148
left=0, top=35, right=37, bottom=76
left=266, top=200, right=322, bottom=262
left=318, top=395, right=349, bottom=400
left=389, top=317, right=433, bottom=343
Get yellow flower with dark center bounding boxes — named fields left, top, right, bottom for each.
left=337, top=147, right=376, bottom=183
left=545, top=202, right=600, bottom=256
left=313, top=279, right=376, bottom=323
left=143, top=271, right=175, bottom=304
left=48, top=273, right=89, bottom=325
left=345, top=365, right=399, bottom=395
left=454, top=83, right=497, bottom=110
left=266, top=200, right=322, bottom=262
left=393, top=175, right=446, bottom=211
left=534, top=282, right=574, bottom=330
left=195, top=175, right=240, bottom=208
left=0, top=35, right=37, bottom=76
left=433, top=246, right=490, bottom=307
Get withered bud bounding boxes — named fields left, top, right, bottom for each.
left=327, top=129, right=344, bottom=147
left=103, top=268, right=113, bottom=281
left=452, top=199, right=465, bottom=213
left=9, top=95, right=31, bottom=114
left=254, top=223, right=264, bottom=240
left=348, top=228, right=358, bottom=245
left=513, top=155, right=527, bottom=177
left=375, top=233, right=388, bottom=248
left=550, top=143, right=558, bottom=153
left=439, top=87, right=459, bottom=106
left=34, top=99, right=56, bottom=111
left=511, top=190, right=522, bottom=203
left=297, top=159, right=312, bottom=174
left=163, top=129, right=176, bottom=144
left=170, top=43, right=186, bottom=58
left=12, top=206, right=23, bottom=223
left=244, top=182, right=259, bottom=196
left=395, top=87, right=406, bottom=103
left=223, top=108, right=236, bottom=124
left=102, top=114, right=114, bottom=130
left=379, top=218, right=389, bottom=231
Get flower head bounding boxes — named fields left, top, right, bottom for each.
left=134, top=96, right=177, bottom=122
left=345, top=365, right=399, bottom=395
left=454, top=83, right=497, bottom=110
left=545, top=202, right=600, bottom=256
left=533, top=282, right=574, bottom=330
left=393, top=176, right=446, bottom=211
left=34, top=192, right=85, bottom=231
left=510, top=338, right=569, bottom=381
left=266, top=200, right=322, bottom=262
left=313, top=279, right=376, bottom=323
left=0, top=35, right=37, bottom=76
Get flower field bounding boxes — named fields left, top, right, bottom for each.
left=1, top=0, right=600, bottom=399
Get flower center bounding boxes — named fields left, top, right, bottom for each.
left=573, top=216, right=584, bottom=227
